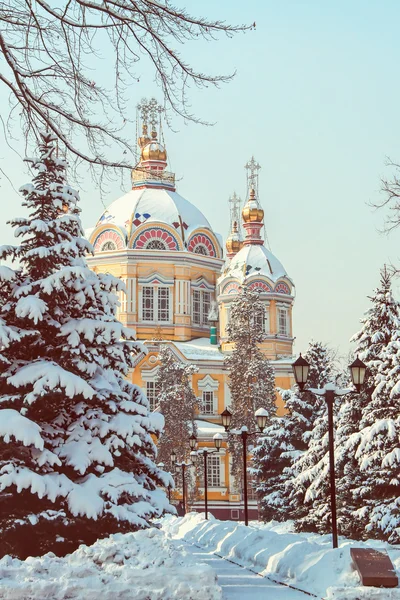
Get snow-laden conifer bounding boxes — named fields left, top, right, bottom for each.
left=156, top=345, right=198, bottom=465
left=336, top=267, right=400, bottom=541
left=0, top=133, right=171, bottom=558
left=282, top=342, right=338, bottom=532
left=224, top=287, right=276, bottom=490
left=253, top=340, right=332, bottom=522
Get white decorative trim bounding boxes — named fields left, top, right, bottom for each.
left=141, top=365, right=160, bottom=381
left=198, top=374, right=219, bottom=391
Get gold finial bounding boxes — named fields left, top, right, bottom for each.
left=242, top=187, right=264, bottom=223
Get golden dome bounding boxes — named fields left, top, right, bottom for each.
left=141, top=138, right=167, bottom=162
left=242, top=189, right=264, bottom=223
left=226, top=221, right=242, bottom=255
left=138, top=124, right=151, bottom=149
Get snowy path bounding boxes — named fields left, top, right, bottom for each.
left=184, top=543, right=314, bottom=600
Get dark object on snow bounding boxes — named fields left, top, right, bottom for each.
left=350, top=547, right=398, bottom=588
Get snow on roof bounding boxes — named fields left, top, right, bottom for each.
left=173, top=338, right=224, bottom=361
left=95, top=188, right=215, bottom=240
left=219, top=243, right=291, bottom=285
left=195, top=419, right=226, bottom=438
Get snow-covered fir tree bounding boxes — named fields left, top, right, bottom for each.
left=156, top=345, right=198, bottom=466
left=224, top=287, right=276, bottom=489
left=336, top=267, right=400, bottom=541
left=0, top=133, right=171, bottom=558
left=253, top=340, right=333, bottom=522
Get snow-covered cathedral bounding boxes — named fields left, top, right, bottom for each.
left=87, top=99, right=296, bottom=519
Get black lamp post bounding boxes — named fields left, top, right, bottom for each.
left=292, top=353, right=367, bottom=548
left=220, top=406, right=269, bottom=526
left=170, top=448, right=196, bottom=515
left=191, top=433, right=223, bottom=520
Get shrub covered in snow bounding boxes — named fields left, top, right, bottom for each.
left=0, top=133, right=172, bottom=558
left=0, top=526, right=222, bottom=599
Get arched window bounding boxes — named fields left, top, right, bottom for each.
left=101, top=241, right=116, bottom=251
left=145, top=239, right=167, bottom=250
left=194, top=245, right=208, bottom=256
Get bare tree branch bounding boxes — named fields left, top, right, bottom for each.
left=0, top=0, right=252, bottom=183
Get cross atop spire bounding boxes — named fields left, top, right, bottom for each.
left=229, top=192, right=241, bottom=231
left=137, top=97, right=164, bottom=138
left=244, top=156, right=261, bottom=196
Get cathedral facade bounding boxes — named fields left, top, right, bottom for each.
left=87, top=99, right=295, bottom=520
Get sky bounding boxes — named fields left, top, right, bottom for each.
left=0, top=0, right=399, bottom=360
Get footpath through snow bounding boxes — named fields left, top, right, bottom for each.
left=162, top=512, right=400, bottom=599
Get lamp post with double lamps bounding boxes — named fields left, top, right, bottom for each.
left=220, top=407, right=269, bottom=526
left=190, top=433, right=223, bottom=520
left=292, top=354, right=367, bottom=549
left=170, top=449, right=197, bottom=515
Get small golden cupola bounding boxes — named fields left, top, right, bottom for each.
left=242, top=188, right=264, bottom=223
left=141, top=129, right=167, bottom=163
left=226, top=220, right=242, bottom=259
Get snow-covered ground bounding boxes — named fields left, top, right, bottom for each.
left=162, top=512, right=400, bottom=599
left=0, top=526, right=222, bottom=600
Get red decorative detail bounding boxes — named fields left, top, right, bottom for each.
left=187, top=233, right=216, bottom=257
left=94, top=229, right=124, bottom=252
left=249, top=280, right=272, bottom=293
left=132, top=218, right=141, bottom=226
left=222, top=282, right=240, bottom=295
left=275, top=282, right=290, bottom=295
left=132, top=227, right=179, bottom=250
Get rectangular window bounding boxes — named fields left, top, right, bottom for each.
left=142, top=287, right=154, bottom=321
left=253, top=307, right=269, bottom=334
left=278, top=308, right=288, bottom=336
left=202, top=292, right=211, bottom=324
left=146, top=381, right=160, bottom=411
left=192, top=289, right=212, bottom=326
left=207, top=455, right=221, bottom=487
left=158, top=287, right=169, bottom=322
left=201, top=391, right=214, bottom=415
left=193, top=290, right=201, bottom=325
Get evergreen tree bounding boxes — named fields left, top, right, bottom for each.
left=0, top=133, right=171, bottom=559
left=224, top=287, right=276, bottom=491
left=156, top=345, right=198, bottom=466
left=253, top=340, right=332, bottom=522
left=283, top=342, right=338, bottom=532
left=336, top=267, right=400, bottom=541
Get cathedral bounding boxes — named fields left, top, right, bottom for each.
left=86, top=99, right=296, bottom=520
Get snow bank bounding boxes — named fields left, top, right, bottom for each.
left=0, top=526, right=222, bottom=600
left=162, top=513, right=400, bottom=598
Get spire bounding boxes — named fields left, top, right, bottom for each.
left=226, top=192, right=243, bottom=259
left=242, top=157, right=264, bottom=246
left=132, top=97, right=175, bottom=190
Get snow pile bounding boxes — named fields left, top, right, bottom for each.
left=162, top=513, right=400, bottom=598
left=0, top=527, right=222, bottom=600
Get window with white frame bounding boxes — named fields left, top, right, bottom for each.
left=278, top=307, right=289, bottom=336
left=253, top=306, right=269, bottom=334
left=192, top=289, right=211, bottom=325
left=142, top=286, right=154, bottom=321
left=157, top=287, right=169, bottom=321
left=146, top=381, right=160, bottom=411
left=201, top=390, right=214, bottom=415
left=142, top=286, right=170, bottom=322
left=207, top=455, right=221, bottom=487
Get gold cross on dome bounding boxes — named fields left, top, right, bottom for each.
left=245, top=156, right=261, bottom=194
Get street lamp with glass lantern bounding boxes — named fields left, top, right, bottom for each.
left=170, top=449, right=196, bottom=515
left=220, top=406, right=269, bottom=526
left=292, top=354, right=367, bottom=549
left=191, top=432, right=224, bottom=520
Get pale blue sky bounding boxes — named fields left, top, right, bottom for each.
left=0, top=0, right=399, bottom=359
